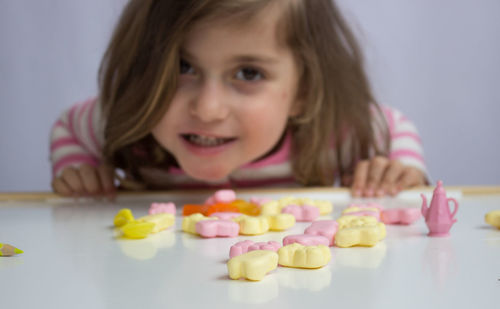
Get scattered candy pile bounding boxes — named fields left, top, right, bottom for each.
left=113, top=205, right=175, bottom=239
left=113, top=189, right=427, bottom=281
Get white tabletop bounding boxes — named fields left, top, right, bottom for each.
left=0, top=189, right=499, bottom=309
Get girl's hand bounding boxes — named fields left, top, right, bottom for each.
left=51, top=164, right=116, bottom=199
left=344, top=156, right=426, bottom=197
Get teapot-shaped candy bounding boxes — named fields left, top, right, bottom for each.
left=421, top=180, right=458, bottom=237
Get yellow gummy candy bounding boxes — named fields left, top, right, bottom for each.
left=227, top=250, right=278, bottom=281
left=182, top=213, right=216, bottom=234
left=335, top=222, right=386, bottom=248
left=261, top=197, right=333, bottom=216
left=114, top=208, right=135, bottom=227
left=277, top=196, right=298, bottom=208
left=278, top=243, right=331, bottom=269
left=138, top=213, right=175, bottom=233
left=312, top=200, right=333, bottom=215
left=485, top=210, right=500, bottom=228
left=337, top=215, right=378, bottom=229
left=121, top=221, right=155, bottom=239
left=342, top=207, right=380, bottom=214
left=294, top=197, right=333, bottom=215
left=267, top=213, right=296, bottom=231
left=233, top=215, right=269, bottom=235
left=260, top=200, right=281, bottom=216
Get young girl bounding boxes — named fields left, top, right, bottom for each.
left=50, top=0, right=427, bottom=198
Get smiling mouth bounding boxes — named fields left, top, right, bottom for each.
left=181, top=134, right=237, bottom=147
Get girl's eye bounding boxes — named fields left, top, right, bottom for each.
left=180, top=59, right=194, bottom=74
left=235, top=67, right=263, bottom=81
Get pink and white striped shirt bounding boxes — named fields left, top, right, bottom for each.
left=50, top=98, right=427, bottom=189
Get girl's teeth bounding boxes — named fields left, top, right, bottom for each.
left=188, top=134, right=228, bottom=146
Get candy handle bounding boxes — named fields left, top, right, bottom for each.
left=420, top=194, right=428, bottom=217
left=448, top=198, right=459, bottom=219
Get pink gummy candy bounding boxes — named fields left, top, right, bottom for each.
left=283, top=234, right=330, bottom=247
left=345, top=210, right=381, bottom=221
left=381, top=208, right=421, bottom=225
left=282, top=204, right=320, bottom=222
left=195, top=219, right=240, bottom=238
left=204, top=196, right=216, bottom=205
left=249, top=196, right=272, bottom=206
left=215, top=189, right=237, bottom=203
left=209, top=212, right=242, bottom=220
left=149, top=202, right=176, bottom=215
left=229, top=240, right=254, bottom=258
left=304, top=220, right=338, bottom=246
left=229, top=240, right=281, bottom=258
left=248, top=241, right=282, bottom=253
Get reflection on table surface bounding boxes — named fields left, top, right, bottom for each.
left=0, top=191, right=499, bottom=308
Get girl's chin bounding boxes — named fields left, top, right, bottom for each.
left=182, top=165, right=231, bottom=183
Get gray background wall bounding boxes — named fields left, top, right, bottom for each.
left=1, top=0, right=499, bottom=192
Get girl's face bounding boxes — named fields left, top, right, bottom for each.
left=152, top=5, right=301, bottom=182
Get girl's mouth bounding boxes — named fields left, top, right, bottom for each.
left=180, top=134, right=237, bottom=147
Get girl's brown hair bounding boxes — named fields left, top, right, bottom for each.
left=99, top=0, right=389, bottom=188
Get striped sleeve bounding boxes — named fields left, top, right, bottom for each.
left=49, top=97, right=104, bottom=177
left=381, top=106, right=427, bottom=175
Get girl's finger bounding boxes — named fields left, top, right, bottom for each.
left=341, top=173, right=353, bottom=187
left=365, top=156, right=389, bottom=197
left=51, top=177, right=73, bottom=196
left=397, top=167, right=425, bottom=190
left=79, top=164, right=101, bottom=195
left=380, top=160, right=404, bottom=196
left=61, top=167, right=86, bottom=195
left=351, top=160, right=369, bottom=197
left=97, top=165, right=116, bottom=196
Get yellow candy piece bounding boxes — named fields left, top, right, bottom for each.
left=114, top=208, right=135, bottom=227
left=277, top=196, right=297, bottom=208
left=231, top=199, right=261, bottom=216
left=138, top=213, right=175, bottom=233
left=335, top=222, right=386, bottom=248
left=296, top=197, right=315, bottom=205
left=182, top=213, right=216, bottom=234
left=261, top=197, right=333, bottom=216
left=485, top=210, right=500, bottom=228
left=260, top=200, right=281, bottom=216
left=267, top=213, right=296, bottom=231
left=121, top=221, right=155, bottom=239
left=311, top=200, right=333, bottom=215
left=336, top=215, right=378, bottom=229
left=227, top=250, right=278, bottom=281
left=342, top=207, right=380, bottom=214
left=286, top=197, right=334, bottom=215
left=278, top=243, right=331, bottom=269
left=233, top=215, right=269, bottom=235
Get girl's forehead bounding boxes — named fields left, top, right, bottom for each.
left=191, top=0, right=283, bottom=28
left=183, top=2, right=287, bottom=50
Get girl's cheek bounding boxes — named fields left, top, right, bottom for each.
left=232, top=81, right=265, bottom=96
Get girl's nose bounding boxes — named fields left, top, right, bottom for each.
left=189, top=80, right=230, bottom=123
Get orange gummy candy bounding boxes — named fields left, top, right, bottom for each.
left=231, top=199, right=261, bottom=216
left=205, top=203, right=240, bottom=216
left=182, top=204, right=210, bottom=216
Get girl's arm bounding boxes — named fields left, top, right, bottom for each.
left=350, top=106, right=427, bottom=197
left=383, top=106, right=427, bottom=175
left=50, top=98, right=115, bottom=197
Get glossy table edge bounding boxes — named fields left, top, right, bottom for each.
left=0, top=186, right=499, bottom=202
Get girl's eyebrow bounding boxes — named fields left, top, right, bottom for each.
left=229, top=55, right=280, bottom=65
left=180, top=48, right=279, bottom=65
left=179, top=49, right=197, bottom=61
